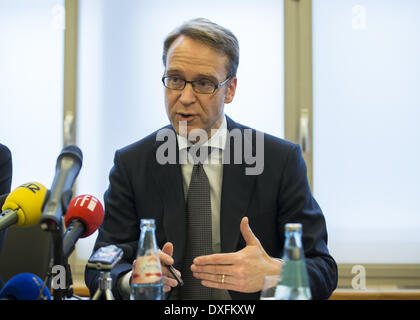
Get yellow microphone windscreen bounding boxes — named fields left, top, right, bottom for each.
left=2, top=182, right=48, bottom=226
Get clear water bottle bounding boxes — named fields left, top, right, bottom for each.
left=130, top=219, right=164, bottom=300
left=275, top=223, right=312, bottom=300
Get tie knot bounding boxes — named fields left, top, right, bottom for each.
left=186, top=146, right=215, bottom=164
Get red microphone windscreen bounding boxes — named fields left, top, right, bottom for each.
left=65, top=195, right=104, bottom=237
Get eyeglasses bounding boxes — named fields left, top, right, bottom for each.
left=162, top=76, right=230, bottom=94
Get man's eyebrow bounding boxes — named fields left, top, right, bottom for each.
left=165, top=69, right=218, bottom=81
left=194, top=73, right=218, bottom=81
left=165, top=69, right=184, bottom=76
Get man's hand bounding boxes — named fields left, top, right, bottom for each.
left=191, top=217, right=283, bottom=293
left=159, top=242, right=181, bottom=293
left=131, top=242, right=181, bottom=293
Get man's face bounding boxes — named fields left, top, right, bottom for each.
left=164, top=35, right=237, bottom=139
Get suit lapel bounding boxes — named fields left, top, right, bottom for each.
left=220, top=117, right=257, bottom=254
left=150, top=118, right=258, bottom=260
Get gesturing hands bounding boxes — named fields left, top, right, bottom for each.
left=144, top=217, right=282, bottom=295
left=190, top=217, right=283, bottom=293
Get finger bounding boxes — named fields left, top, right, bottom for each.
left=161, top=264, right=171, bottom=277
left=162, top=262, right=182, bottom=279
left=159, top=242, right=174, bottom=265
left=163, top=275, right=179, bottom=288
left=193, top=272, right=232, bottom=285
left=240, top=216, right=261, bottom=247
left=191, top=263, right=235, bottom=276
left=162, top=242, right=174, bottom=256
left=168, top=265, right=182, bottom=281
left=200, top=279, right=242, bottom=292
left=163, top=265, right=182, bottom=280
left=193, top=252, right=238, bottom=266
left=159, top=252, right=174, bottom=266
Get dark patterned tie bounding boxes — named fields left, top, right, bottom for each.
left=180, top=147, right=214, bottom=300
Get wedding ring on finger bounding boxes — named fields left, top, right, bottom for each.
left=221, top=274, right=225, bottom=284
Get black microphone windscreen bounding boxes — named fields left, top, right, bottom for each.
left=59, top=145, right=83, bottom=164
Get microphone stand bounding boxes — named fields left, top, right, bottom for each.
left=40, top=237, right=75, bottom=300
left=51, top=225, right=64, bottom=300
left=50, top=218, right=75, bottom=300
left=41, top=192, right=75, bottom=300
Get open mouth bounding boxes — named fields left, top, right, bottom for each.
left=177, top=113, right=196, bottom=121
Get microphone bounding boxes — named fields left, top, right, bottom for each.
left=40, top=145, right=83, bottom=232
left=0, top=182, right=48, bottom=231
left=63, top=194, right=104, bottom=258
left=0, top=273, right=51, bottom=300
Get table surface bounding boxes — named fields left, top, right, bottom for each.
left=72, top=284, right=420, bottom=300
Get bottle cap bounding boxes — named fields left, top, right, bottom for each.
left=285, top=223, right=302, bottom=232
left=140, top=219, right=156, bottom=227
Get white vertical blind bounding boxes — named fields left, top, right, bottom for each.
left=76, top=0, right=284, bottom=259
left=313, top=0, right=420, bottom=263
left=0, top=0, right=64, bottom=190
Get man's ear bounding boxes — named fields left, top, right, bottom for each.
left=224, top=77, right=237, bottom=104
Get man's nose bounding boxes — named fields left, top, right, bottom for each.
left=179, top=82, right=197, bottom=105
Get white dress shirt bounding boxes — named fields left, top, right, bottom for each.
left=176, top=115, right=227, bottom=254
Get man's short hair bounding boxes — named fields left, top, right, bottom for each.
left=162, top=18, right=240, bottom=78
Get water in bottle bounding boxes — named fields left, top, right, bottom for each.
left=275, top=223, right=312, bottom=300
left=130, top=219, right=164, bottom=300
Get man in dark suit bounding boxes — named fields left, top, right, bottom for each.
left=85, top=18, right=337, bottom=300
left=0, top=144, right=12, bottom=207
left=0, top=143, right=12, bottom=290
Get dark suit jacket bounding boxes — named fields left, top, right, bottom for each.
left=0, top=144, right=12, bottom=197
left=85, top=116, right=337, bottom=300
left=0, top=144, right=12, bottom=290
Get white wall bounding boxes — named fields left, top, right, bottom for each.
left=0, top=0, right=64, bottom=191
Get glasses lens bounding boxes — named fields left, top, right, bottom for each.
left=193, top=79, right=216, bottom=94
left=164, top=76, right=185, bottom=90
